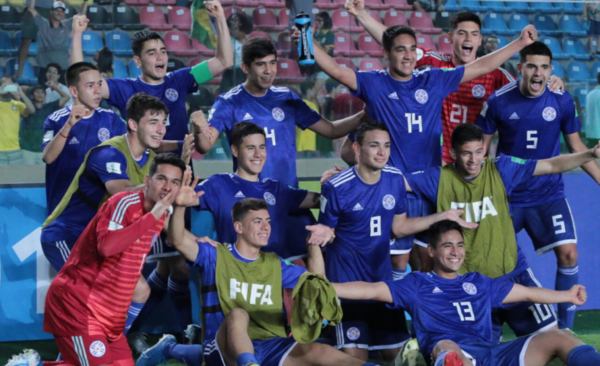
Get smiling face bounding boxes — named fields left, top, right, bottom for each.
left=134, top=39, right=168, bottom=82
left=429, top=230, right=465, bottom=277
left=70, top=69, right=102, bottom=110
left=50, top=7, right=66, bottom=22
left=385, top=34, right=418, bottom=81
left=354, top=129, right=391, bottom=171
left=235, top=209, right=271, bottom=248
left=242, top=54, right=278, bottom=92
left=130, top=110, right=167, bottom=150
left=46, top=66, right=60, bottom=84
left=450, top=140, right=485, bottom=179
left=232, top=133, right=267, bottom=177
left=450, top=21, right=482, bottom=65
left=144, top=163, right=183, bottom=206
left=518, top=55, right=552, bottom=97
left=32, top=88, right=46, bottom=103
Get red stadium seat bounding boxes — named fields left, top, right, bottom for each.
left=365, top=0, right=391, bottom=10
left=248, top=31, right=273, bottom=41
left=279, top=8, right=290, bottom=27
left=277, top=58, right=303, bottom=83
left=335, top=58, right=356, bottom=71
left=192, top=39, right=216, bottom=56
left=437, top=34, right=453, bottom=54
left=359, top=58, right=384, bottom=71
left=151, top=0, right=175, bottom=5
left=125, top=0, right=150, bottom=6
left=332, top=93, right=365, bottom=119
left=333, top=32, right=365, bottom=57
left=410, top=11, right=442, bottom=34
left=168, top=6, right=192, bottom=31
left=384, top=9, right=409, bottom=27
left=385, top=0, right=413, bottom=10
left=189, top=58, right=203, bottom=67
left=314, top=0, right=336, bottom=10
left=140, top=6, right=172, bottom=30
left=353, top=11, right=383, bottom=33
left=252, top=7, right=286, bottom=32
left=277, top=31, right=292, bottom=56
left=358, top=33, right=384, bottom=57
left=164, top=31, right=196, bottom=57
left=259, top=0, right=285, bottom=8
left=416, top=34, right=436, bottom=50
left=332, top=9, right=357, bottom=33
left=224, top=7, right=247, bottom=19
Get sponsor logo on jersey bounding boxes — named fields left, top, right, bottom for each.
left=388, top=92, right=399, bottom=100
left=472, top=84, right=486, bottom=99
left=382, top=194, right=396, bottom=210
left=106, top=162, right=122, bottom=174
left=433, top=287, right=443, bottom=294
left=68, top=136, right=80, bottom=145
left=165, top=88, right=179, bottom=102
left=243, top=113, right=253, bottom=121
left=263, top=192, right=276, bottom=205
left=235, top=191, right=245, bottom=198
left=272, top=107, right=285, bottom=121
left=543, top=106, right=557, bottom=121
left=450, top=197, right=498, bottom=223
left=509, top=112, right=520, bottom=120
left=346, top=327, right=361, bottom=341
left=98, top=127, right=110, bottom=142
left=352, top=203, right=363, bottom=211
left=463, top=282, right=477, bottom=295
left=89, top=340, right=106, bottom=357
left=415, top=89, right=428, bottom=104
left=230, top=278, right=273, bottom=305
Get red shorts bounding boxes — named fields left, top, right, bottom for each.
left=54, top=334, right=133, bottom=366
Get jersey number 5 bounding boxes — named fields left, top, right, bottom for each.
left=453, top=301, right=475, bottom=321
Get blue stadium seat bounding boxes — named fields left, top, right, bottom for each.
left=14, top=31, right=37, bottom=57
left=567, top=61, right=592, bottom=82
left=540, top=37, right=566, bottom=60
left=5, top=58, right=37, bottom=85
left=129, top=60, right=141, bottom=79
left=495, top=36, right=519, bottom=60
left=81, top=31, right=104, bottom=56
left=106, top=31, right=134, bottom=57
left=563, top=1, right=584, bottom=15
left=443, top=0, right=460, bottom=11
left=511, top=1, right=534, bottom=14
left=574, top=86, right=589, bottom=109
left=590, top=61, right=600, bottom=81
left=560, top=15, right=587, bottom=38
left=562, top=38, right=590, bottom=61
left=486, top=1, right=509, bottom=13
left=0, top=30, right=14, bottom=56
left=551, top=61, right=565, bottom=79
left=113, top=59, right=129, bottom=78
left=461, top=0, right=485, bottom=12
left=482, top=13, right=512, bottom=36
left=533, top=14, right=560, bottom=37
left=508, top=13, right=530, bottom=32
left=530, top=1, right=561, bottom=14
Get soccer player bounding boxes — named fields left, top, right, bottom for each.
left=477, top=42, right=600, bottom=330
left=42, top=62, right=127, bottom=215
left=43, top=153, right=187, bottom=366
left=331, top=220, right=600, bottom=366
left=164, top=195, right=380, bottom=366
left=312, top=120, right=475, bottom=361
left=194, top=122, right=320, bottom=260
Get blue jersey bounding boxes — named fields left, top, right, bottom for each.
left=41, top=145, right=150, bottom=242
left=106, top=68, right=197, bottom=145
left=191, top=242, right=306, bottom=348
left=352, top=67, right=464, bottom=173
left=476, top=82, right=581, bottom=207
left=319, top=166, right=407, bottom=283
left=193, top=173, right=308, bottom=259
left=207, top=85, right=322, bottom=187
left=386, top=271, right=514, bottom=356
left=42, top=106, right=127, bottom=215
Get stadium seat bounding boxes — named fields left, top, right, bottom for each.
left=0, top=5, right=20, bottom=29
left=384, top=9, right=409, bottom=28
left=64, top=5, right=77, bottom=16
left=384, top=0, right=413, bottom=10
left=335, top=58, right=356, bottom=71
left=530, top=0, right=561, bottom=14
left=560, top=15, right=587, bottom=38
left=410, top=12, right=442, bottom=34
left=86, top=5, right=111, bottom=30
left=540, top=37, right=566, bottom=60
left=567, top=61, right=592, bottom=82
left=7, top=0, right=24, bottom=6
left=191, top=39, right=216, bottom=56
left=332, top=9, right=358, bottom=33
left=508, top=13, right=530, bottom=33
left=416, top=34, right=436, bottom=50
left=434, top=11, right=452, bottom=32
left=167, top=57, right=186, bottom=72
left=128, top=59, right=141, bottom=78
left=125, top=0, right=151, bottom=6
left=189, top=58, right=202, bottom=67
left=252, top=7, right=285, bottom=32
left=332, top=93, right=365, bottom=119
left=482, top=13, right=512, bottom=36
left=551, top=61, right=565, bottom=78
left=574, top=86, right=589, bottom=108
left=461, top=0, right=485, bottom=12
left=248, top=31, right=272, bottom=41
left=279, top=8, right=290, bottom=27
left=358, top=34, right=383, bottom=57
left=277, top=58, right=303, bottom=83
left=277, top=32, right=292, bottom=56
left=14, top=31, right=37, bottom=57
left=113, top=59, right=129, bottom=78
left=140, top=6, right=173, bottom=30
left=0, top=30, right=14, bottom=56
left=442, top=0, right=460, bottom=12
left=511, top=1, right=534, bottom=14
left=359, top=58, right=384, bottom=71
left=563, top=1, right=584, bottom=15
left=591, top=61, right=600, bottom=79
left=223, top=7, right=246, bottom=18
left=106, top=31, right=134, bottom=57
left=151, top=0, right=175, bottom=5
left=438, top=34, right=453, bottom=54
left=365, top=0, right=390, bottom=10
left=333, top=33, right=364, bottom=57
left=562, top=38, right=590, bottom=60
left=6, top=58, right=36, bottom=84
left=114, top=5, right=144, bottom=30
left=360, top=11, right=383, bottom=32
left=167, top=6, right=192, bottom=31
left=486, top=1, right=510, bottom=13
left=81, top=31, right=104, bottom=56
left=533, top=14, right=560, bottom=37
left=260, top=0, right=285, bottom=8
left=164, top=31, right=195, bottom=57
left=314, top=0, right=337, bottom=10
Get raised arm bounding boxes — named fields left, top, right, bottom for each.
left=191, top=110, right=219, bottom=153
left=308, top=110, right=365, bottom=139
left=28, top=0, right=38, bottom=17
left=340, top=136, right=356, bottom=166
left=47, top=80, right=71, bottom=107
left=18, top=85, right=35, bottom=115
left=43, top=105, right=88, bottom=163
left=345, top=0, right=386, bottom=44
left=204, top=1, right=234, bottom=77
left=332, top=281, right=393, bottom=303
left=392, top=210, right=477, bottom=238
left=306, top=243, right=325, bottom=277
left=533, top=141, right=600, bottom=176
left=503, top=283, right=587, bottom=306
left=564, top=132, right=600, bottom=185
left=482, top=134, right=494, bottom=155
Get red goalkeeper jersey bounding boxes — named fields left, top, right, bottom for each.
left=416, top=49, right=515, bottom=163
left=44, top=191, right=165, bottom=341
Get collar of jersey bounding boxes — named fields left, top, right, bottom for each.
left=67, top=105, right=96, bottom=119
left=230, top=243, right=258, bottom=263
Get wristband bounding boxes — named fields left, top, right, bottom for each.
left=59, top=131, right=68, bottom=139
left=189, top=61, right=213, bottom=85
left=177, top=140, right=184, bottom=150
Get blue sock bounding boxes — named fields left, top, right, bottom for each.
left=124, top=301, right=145, bottom=333
left=163, top=343, right=203, bottom=365
left=556, top=264, right=579, bottom=329
left=392, top=268, right=407, bottom=281
left=236, top=352, right=259, bottom=366
left=168, top=277, right=192, bottom=329
left=567, top=345, right=600, bottom=366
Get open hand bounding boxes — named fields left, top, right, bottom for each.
left=306, top=224, right=335, bottom=247
left=441, top=209, right=479, bottom=229
left=174, top=167, right=204, bottom=207
left=320, top=165, right=344, bottom=185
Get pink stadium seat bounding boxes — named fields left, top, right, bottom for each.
left=385, top=0, right=413, bottom=10
left=416, top=34, right=436, bottom=50
left=352, top=11, right=382, bottom=33
left=168, top=6, right=192, bottom=31
left=164, top=31, right=196, bottom=57
left=332, top=9, right=357, bottom=33
left=139, top=6, right=172, bottom=30
left=248, top=31, right=273, bottom=41
left=192, top=39, right=216, bottom=56
left=314, top=0, right=336, bottom=10
left=252, top=7, right=286, bottom=32
left=224, top=7, right=246, bottom=19
left=365, top=0, right=390, bottom=10
left=333, top=32, right=365, bottom=57
left=332, top=93, right=365, bottom=119
left=359, top=58, right=384, bottom=71
left=410, top=11, right=442, bottom=34
left=189, top=58, right=203, bottom=67
left=384, top=9, right=409, bottom=27
left=437, top=34, right=453, bottom=54
left=259, top=0, right=285, bottom=8
left=277, top=58, right=303, bottom=83
left=335, top=58, right=356, bottom=71
left=151, top=0, right=175, bottom=5
left=279, top=8, right=290, bottom=26
left=358, top=33, right=384, bottom=57
left=125, top=0, right=150, bottom=6
left=277, top=31, right=292, bottom=56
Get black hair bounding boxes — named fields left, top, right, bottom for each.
left=149, top=152, right=186, bottom=178
left=230, top=122, right=266, bottom=148
left=242, top=37, right=277, bottom=66
left=227, top=12, right=253, bottom=35
left=382, top=25, right=416, bottom=53
left=65, top=62, right=99, bottom=87
left=449, top=11, right=482, bottom=32
left=94, top=47, right=114, bottom=75
left=316, top=11, right=332, bottom=30
left=451, top=123, right=484, bottom=150
left=125, top=92, right=169, bottom=132
left=132, top=30, right=165, bottom=57
left=355, top=118, right=390, bottom=145
left=519, top=41, right=553, bottom=64
left=232, top=198, right=269, bottom=223
left=428, top=220, right=464, bottom=249
left=29, top=85, right=46, bottom=97
left=46, top=62, right=63, bottom=75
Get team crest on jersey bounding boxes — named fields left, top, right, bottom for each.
left=542, top=107, right=557, bottom=121
left=472, top=84, right=486, bottom=99
left=97, top=127, right=110, bottom=142
left=165, top=88, right=179, bottom=102
left=263, top=192, right=276, bottom=205
left=346, top=327, right=361, bottom=341
left=382, top=194, right=396, bottom=210
left=89, top=340, right=106, bottom=357
left=463, top=282, right=477, bottom=295
left=272, top=107, right=285, bottom=121
left=414, top=89, right=428, bottom=104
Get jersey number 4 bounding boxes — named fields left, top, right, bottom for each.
left=264, top=127, right=276, bottom=146
left=453, top=301, right=475, bottom=321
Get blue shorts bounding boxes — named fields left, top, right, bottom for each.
left=512, top=198, right=577, bottom=255
left=284, top=208, right=316, bottom=261
left=331, top=302, right=409, bottom=351
left=203, top=335, right=297, bottom=366
left=390, top=196, right=433, bottom=254
left=42, top=238, right=77, bottom=271
left=459, top=334, right=535, bottom=366
left=492, top=268, right=557, bottom=340
left=146, top=232, right=179, bottom=262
